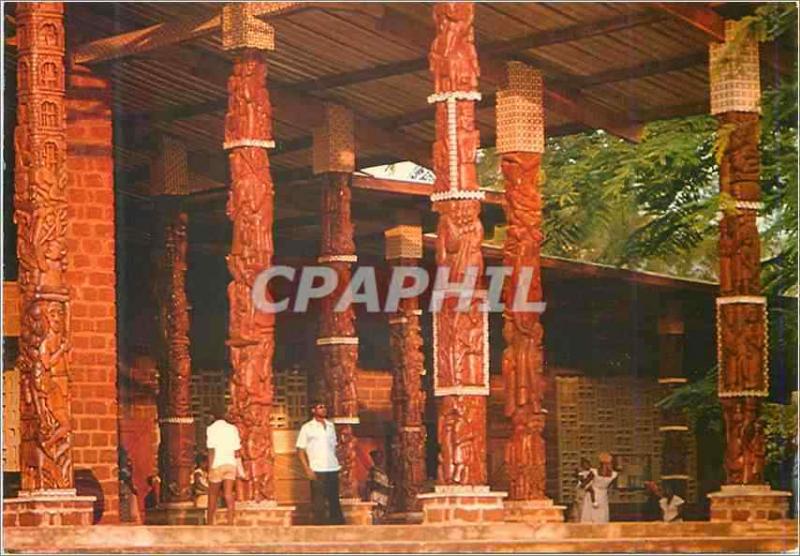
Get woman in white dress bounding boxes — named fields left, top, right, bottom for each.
left=580, top=452, right=618, bottom=523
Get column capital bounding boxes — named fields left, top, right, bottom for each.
left=150, top=135, right=189, bottom=196
left=312, top=103, right=355, bottom=175
left=496, top=62, right=544, bottom=154
left=385, top=225, right=423, bottom=260
left=709, top=20, right=760, bottom=115
left=222, top=3, right=276, bottom=51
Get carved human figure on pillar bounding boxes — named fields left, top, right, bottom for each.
left=437, top=396, right=486, bottom=486
left=435, top=200, right=483, bottom=282
left=429, top=2, right=479, bottom=93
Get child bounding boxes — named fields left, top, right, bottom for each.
left=572, top=457, right=596, bottom=521
left=192, top=453, right=210, bottom=509
left=578, top=457, right=597, bottom=507
left=659, top=484, right=685, bottom=522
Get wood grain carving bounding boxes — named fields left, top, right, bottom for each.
left=318, top=171, right=359, bottom=499
left=156, top=212, right=194, bottom=502
left=388, top=258, right=426, bottom=513
left=500, top=152, right=547, bottom=500
left=225, top=50, right=276, bottom=502
left=716, top=111, right=766, bottom=485
left=429, top=2, right=487, bottom=487
left=15, top=2, right=74, bottom=492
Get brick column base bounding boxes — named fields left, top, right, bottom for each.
left=229, top=502, right=296, bottom=527
left=504, top=499, right=566, bottom=523
left=709, top=485, right=791, bottom=521
left=341, top=498, right=375, bottom=526
left=419, top=486, right=508, bottom=524
left=3, top=492, right=96, bottom=527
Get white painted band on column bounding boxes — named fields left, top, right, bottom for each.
left=716, top=296, right=767, bottom=305
left=735, top=200, right=764, bottom=211
left=223, top=139, right=275, bottom=150
left=159, top=417, right=195, bottom=424
left=388, top=317, right=408, bottom=325
left=317, top=254, right=357, bottom=264
left=427, top=91, right=482, bottom=104
left=430, top=189, right=485, bottom=202
left=332, top=416, right=360, bottom=425
left=659, top=425, right=689, bottom=432
left=658, top=377, right=688, bottom=384
left=434, top=385, right=490, bottom=397
left=316, top=337, right=359, bottom=346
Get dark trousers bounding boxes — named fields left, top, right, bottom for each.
left=310, top=471, right=345, bottom=525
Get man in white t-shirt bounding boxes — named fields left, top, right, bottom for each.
left=206, top=405, right=241, bottom=525
left=296, top=400, right=345, bottom=525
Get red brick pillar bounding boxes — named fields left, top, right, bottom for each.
left=657, top=300, right=690, bottom=499
left=496, top=62, right=563, bottom=523
left=64, top=60, right=119, bottom=524
left=385, top=226, right=426, bottom=519
left=707, top=20, right=789, bottom=521
left=220, top=5, right=293, bottom=526
left=313, top=103, right=371, bottom=524
left=420, top=2, right=507, bottom=523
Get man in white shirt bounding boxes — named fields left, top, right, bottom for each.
left=206, top=405, right=241, bottom=525
left=296, top=400, right=345, bottom=525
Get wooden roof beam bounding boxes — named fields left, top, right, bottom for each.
left=286, top=10, right=667, bottom=93
left=73, top=3, right=384, bottom=65
left=652, top=3, right=726, bottom=42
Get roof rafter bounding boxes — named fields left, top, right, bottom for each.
left=652, top=2, right=726, bottom=41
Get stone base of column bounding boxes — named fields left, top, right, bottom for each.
left=504, top=499, right=566, bottom=523
left=341, top=498, right=375, bottom=526
left=145, top=501, right=206, bottom=525
left=418, top=486, right=508, bottom=524
left=709, top=485, right=791, bottom=521
left=3, top=491, right=96, bottom=527
left=231, top=501, right=296, bottom=527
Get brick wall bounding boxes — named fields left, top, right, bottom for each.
left=65, top=64, right=119, bottom=524
left=356, top=368, right=393, bottom=421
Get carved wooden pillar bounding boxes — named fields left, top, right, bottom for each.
left=495, top=63, right=562, bottom=523
left=155, top=209, right=194, bottom=504
left=313, top=104, right=361, bottom=502
left=222, top=5, right=277, bottom=505
left=5, top=2, right=95, bottom=526
left=15, top=1, right=74, bottom=494
left=657, top=299, right=689, bottom=499
left=707, top=20, right=789, bottom=521
left=385, top=226, right=426, bottom=517
left=419, top=2, right=506, bottom=524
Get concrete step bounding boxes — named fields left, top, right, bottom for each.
left=5, top=522, right=797, bottom=553
left=5, top=533, right=797, bottom=554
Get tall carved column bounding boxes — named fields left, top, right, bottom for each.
left=657, top=299, right=689, bottom=500
left=385, top=226, right=426, bottom=519
left=220, top=5, right=293, bottom=525
left=5, top=2, right=94, bottom=526
left=418, top=2, right=506, bottom=524
left=155, top=210, right=195, bottom=507
left=707, top=20, right=789, bottom=521
left=497, top=62, right=563, bottom=523
left=313, top=104, right=369, bottom=524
